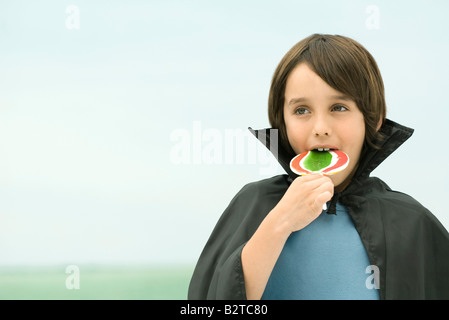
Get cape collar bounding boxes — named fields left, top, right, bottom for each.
left=249, top=118, right=414, bottom=186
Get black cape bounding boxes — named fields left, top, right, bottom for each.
left=188, top=119, right=449, bottom=299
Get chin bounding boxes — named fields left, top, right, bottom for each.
left=329, top=174, right=344, bottom=187
left=330, top=165, right=357, bottom=192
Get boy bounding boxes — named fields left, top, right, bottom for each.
left=188, top=34, right=449, bottom=299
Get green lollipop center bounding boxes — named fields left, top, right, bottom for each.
left=303, top=150, right=332, bottom=171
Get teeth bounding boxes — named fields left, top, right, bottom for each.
left=316, top=148, right=330, bottom=152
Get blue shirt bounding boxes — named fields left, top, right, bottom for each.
left=261, top=202, right=380, bottom=300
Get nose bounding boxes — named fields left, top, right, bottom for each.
left=312, top=114, right=332, bottom=137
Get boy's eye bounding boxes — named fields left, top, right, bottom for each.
left=294, top=107, right=310, bottom=115
left=331, top=104, right=348, bottom=112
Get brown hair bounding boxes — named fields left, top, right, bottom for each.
left=268, top=33, right=386, bottom=156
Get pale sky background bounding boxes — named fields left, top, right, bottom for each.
left=0, top=0, right=448, bottom=267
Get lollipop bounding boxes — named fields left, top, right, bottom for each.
left=290, top=149, right=350, bottom=211
left=290, top=149, right=349, bottom=176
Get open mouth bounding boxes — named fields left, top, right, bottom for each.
left=312, top=147, right=337, bottom=152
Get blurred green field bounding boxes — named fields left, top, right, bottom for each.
left=0, top=265, right=194, bottom=300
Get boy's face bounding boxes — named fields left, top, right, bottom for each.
left=283, top=63, right=365, bottom=187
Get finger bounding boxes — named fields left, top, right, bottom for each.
left=311, top=181, right=334, bottom=206
left=314, top=190, right=333, bottom=210
left=294, top=173, right=332, bottom=186
left=313, top=180, right=334, bottom=197
left=301, top=175, right=334, bottom=191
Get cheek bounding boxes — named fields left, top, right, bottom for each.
left=344, top=120, right=365, bottom=162
left=285, top=124, right=308, bottom=154
left=354, top=121, right=366, bottom=148
left=346, top=126, right=365, bottom=147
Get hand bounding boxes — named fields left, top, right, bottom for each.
left=271, top=174, right=334, bottom=234
left=242, top=174, right=334, bottom=300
